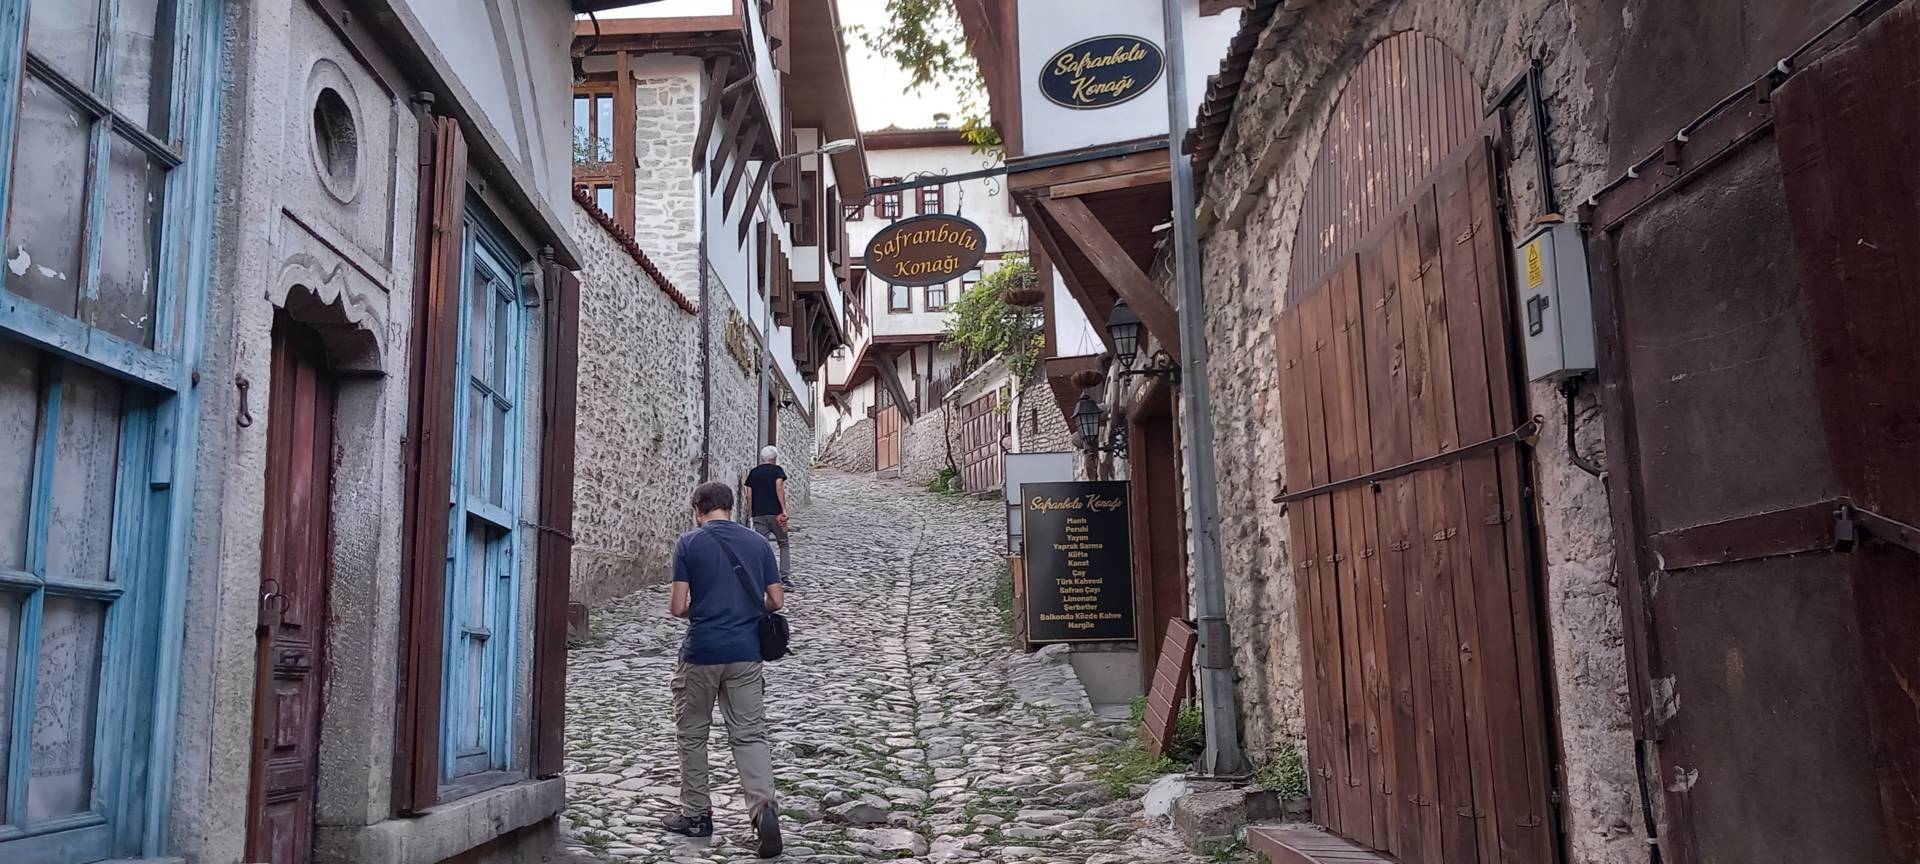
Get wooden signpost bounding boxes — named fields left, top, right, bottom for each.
left=1021, top=480, right=1136, bottom=643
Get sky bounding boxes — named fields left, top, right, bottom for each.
left=834, top=0, right=967, bottom=131
left=590, top=0, right=964, bottom=132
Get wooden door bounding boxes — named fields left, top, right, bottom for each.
left=959, top=391, right=1003, bottom=493
left=246, top=323, right=336, bottom=863
left=1579, top=7, right=1920, bottom=861
left=876, top=400, right=902, bottom=472
left=1276, top=144, right=1554, bottom=864
left=1129, top=380, right=1189, bottom=691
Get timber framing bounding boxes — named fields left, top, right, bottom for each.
left=1011, top=143, right=1177, bottom=374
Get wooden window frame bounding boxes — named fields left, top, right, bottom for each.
left=917, top=184, right=943, bottom=215
left=795, top=170, right=819, bottom=246
left=875, top=177, right=902, bottom=220
left=888, top=282, right=912, bottom=313
left=439, top=207, right=529, bottom=795
left=571, top=69, right=636, bottom=230
left=0, top=1, right=223, bottom=859
left=925, top=282, right=948, bottom=311
left=844, top=200, right=865, bottom=222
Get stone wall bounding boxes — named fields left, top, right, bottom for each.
left=1015, top=372, right=1076, bottom=455
left=816, top=414, right=877, bottom=473
left=776, top=399, right=816, bottom=508
left=1195, top=3, right=1643, bottom=862
left=631, top=73, right=701, bottom=293
left=570, top=203, right=703, bottom=609
left=898, top=407, right=954, bottom=488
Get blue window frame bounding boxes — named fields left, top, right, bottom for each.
left=441, top=208, right=528, bottom=790
left=0, top=0, right=221, bottom=861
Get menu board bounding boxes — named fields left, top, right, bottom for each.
left=1022, top=481, right=1136, bottom=643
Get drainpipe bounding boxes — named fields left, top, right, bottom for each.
left=700, top=188, right=713, bottom=482
left=1162, top=0, right=1250, bottom=777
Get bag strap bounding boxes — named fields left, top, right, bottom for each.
left=702, top=523, right=766, bottom=608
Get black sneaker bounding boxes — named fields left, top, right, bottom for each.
left=779, top=576, right=796, bottom=591
left=752, top=802, right=783, bottom=858
left=663, top=810, right=713, bottom=838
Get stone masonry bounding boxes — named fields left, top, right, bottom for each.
left=571, top=203, right=704, bottom=610
left=1194, top=4, right=1642, bottom=863
left=631, top=74, right=702, bottom=294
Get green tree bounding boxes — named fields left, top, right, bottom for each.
left=846, top=0, right=1002, bottom=151
left=944, top=255, right=1043, bottom=383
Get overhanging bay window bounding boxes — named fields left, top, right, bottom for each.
left=0, top=0, right=221, bottom=860
left=442, top=210, right=529, bottom=792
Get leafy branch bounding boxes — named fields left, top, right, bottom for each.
left=944, top=255, right=1042, bottom=383
left=843, top=0, right=1003, bottom=153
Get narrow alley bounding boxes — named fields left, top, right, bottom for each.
left=557, top=473, right=1203, bottom=863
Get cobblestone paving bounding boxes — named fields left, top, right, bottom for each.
left=559, top=471, right=1204, bottom=863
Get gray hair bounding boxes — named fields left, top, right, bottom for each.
left=760, top=446, right=780, bottom=463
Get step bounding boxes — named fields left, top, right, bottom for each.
left=1246, top=824, right=1397, bottom=864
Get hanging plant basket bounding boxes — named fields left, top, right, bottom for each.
left=1002, top=270, right=1045, bottom=307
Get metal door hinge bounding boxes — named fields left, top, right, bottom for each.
left=1834, top=502, right=1920, bottom=556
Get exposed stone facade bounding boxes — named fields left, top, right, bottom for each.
left=570, top=203, right=703, bottom=609
left=817, top=415, right=878, bottom=473
left=1194, top=3, right=1641, bottom=862
left=631, top=74, right=702, bottom=294
left=571, top=227, right=819, bottom=607
left=1015, top=372, right=1076, bottom=455
left=898, top=407, right=956, bottom=488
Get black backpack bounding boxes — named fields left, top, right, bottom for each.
left=704, top=526, right=792, bottom=662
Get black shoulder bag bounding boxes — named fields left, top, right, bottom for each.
left=704, top=526, right=792, bottom=661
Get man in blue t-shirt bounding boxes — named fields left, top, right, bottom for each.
left=663, top=481, right=786, bottom=857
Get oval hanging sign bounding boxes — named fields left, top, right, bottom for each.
left=1040, top=35, right=1165, bottom=110
left=865, top=214, right=987, bottom=287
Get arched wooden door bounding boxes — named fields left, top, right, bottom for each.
left=1274, top=32, right=1557, bottom=864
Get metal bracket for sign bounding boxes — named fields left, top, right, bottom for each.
left=863, top=137, right=1171, bottom=197
left=1273, top=417, right=1542, bottom=504
left=1833, top=502, right=1920, bottom=556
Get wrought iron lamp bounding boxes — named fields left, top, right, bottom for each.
left=1072, top=394, right=1128, bottom=458
left=1106, top=298, right=1180, bottom=383
left=1106, top=298, right=1143, bottom=367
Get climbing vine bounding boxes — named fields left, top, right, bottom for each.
left=944, top=255, right=1043, bottom=383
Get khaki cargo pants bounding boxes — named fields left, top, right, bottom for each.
left=672, top=659, right=777, bottom=817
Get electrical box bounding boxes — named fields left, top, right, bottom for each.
left=1513, top=221, right=1597, bottom=382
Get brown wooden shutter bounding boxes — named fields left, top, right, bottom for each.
left=394, top=112, right=467, bottom=814
left=532, top=259, right=581, bottom=779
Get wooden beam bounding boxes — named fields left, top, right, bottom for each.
left=614, top=50, right=636, bottom=229
left=1048, top=167, right=1172, bottom=199
left=738, top=160, right=775, bottom=243
left=689, top=57, right=732, bottom=172
left=1040, top=195, right=1181, bottom=359
left=721, top=114, right=760, bottom=205
left=1019, top=195, right=1118, bottom=355
left=709, top=92, right=753, bottom=190
left=1009, top=145, right=1170, bottom=192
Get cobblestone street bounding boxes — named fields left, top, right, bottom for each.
left=559, top=471, right=1204, bottom=863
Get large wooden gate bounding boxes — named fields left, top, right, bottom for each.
left=1272, top=31, right=1554, bottom=864
left=1585, top=4, right=1920, bottom=861
left=1278, top=143, right=1554, bottom=864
